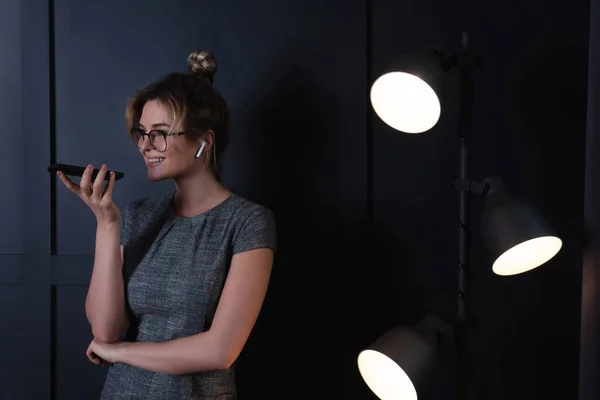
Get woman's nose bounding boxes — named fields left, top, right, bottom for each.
left=139, top=135, right=153, bottom=151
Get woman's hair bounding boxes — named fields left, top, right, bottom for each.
left=125, top=49, right=230, bottom=180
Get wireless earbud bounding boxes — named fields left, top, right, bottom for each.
left=195, top=140, right=206, bottom=158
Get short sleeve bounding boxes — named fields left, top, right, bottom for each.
left=233, top=206, right=277, bottom=255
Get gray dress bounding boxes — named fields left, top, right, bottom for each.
left=100, top=191, right=277, bottom=400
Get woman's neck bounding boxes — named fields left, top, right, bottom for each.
left=172, top=170, right=231, bottom=217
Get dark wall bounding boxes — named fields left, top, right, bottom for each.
left=469, top=2, right=589, bottom=399
left=580, top=0, right=600, bottom=398
left=1, top=0, right=591, bottom=399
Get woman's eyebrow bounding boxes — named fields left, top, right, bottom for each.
left=137, top=122, right=171, bottom=130
left=151, top=123, right=171, bottom=129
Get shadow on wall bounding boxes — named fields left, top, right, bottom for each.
left=514, top=40, right=587, bottom=398
left=516, top=41, right=587, bottom=228
left=231, top=62, right=384, bottom=399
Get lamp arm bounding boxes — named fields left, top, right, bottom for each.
left=451, top=177, right=490, bottom=196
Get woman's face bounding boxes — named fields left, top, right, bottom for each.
left=138, top=100, right=202, bottom=182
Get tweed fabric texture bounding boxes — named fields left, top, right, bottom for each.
left=100, top=191, right=276, bottom=399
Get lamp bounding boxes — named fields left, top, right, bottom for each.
left=370, top=49, right=444, bottom=133
left=357, top=315, right=447, bottom=400
left=480, top=175, right=563, bottom=276
left=358, top=32, right=562, bottom=399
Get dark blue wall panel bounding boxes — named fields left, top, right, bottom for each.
left=0, top=288, right=28, bottom=399
left=1, top=0, right=49, bottom=399
left=56, top=286, right=107, bottom=400
left=0, top=0, right=22, bottom=255
left=20, top=0, right=54, bottom=397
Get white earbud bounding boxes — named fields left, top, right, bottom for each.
left=195, top=140, right=207, bottom=158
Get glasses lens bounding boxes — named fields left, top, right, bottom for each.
left=150, top=131, right=167, bottom=152
left=131, top=129, right=143, bottom=148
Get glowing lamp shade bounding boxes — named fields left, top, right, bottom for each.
left=358, top=349, right=418, bottom=400
left=481, top=176, right=562, bottom=276
left=370, top=48, right=445, bottom=134
left=357, top=315, right=444, bottom=400
left=370, top=72, right=441, bottom=134
left=492, top=236, right=563, bottom=276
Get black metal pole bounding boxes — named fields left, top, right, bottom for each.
left=457, top=31, right=474, bottom=400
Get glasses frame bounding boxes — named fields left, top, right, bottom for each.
left=131, top=128, right=188, bottom=153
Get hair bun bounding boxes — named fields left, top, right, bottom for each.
left=187, top=49, right=217, bottom=82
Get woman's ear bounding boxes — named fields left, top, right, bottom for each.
left=201, top=130, right=215, bottom=153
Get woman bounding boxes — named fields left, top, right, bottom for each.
left=57, top=49, right=277, bottom=399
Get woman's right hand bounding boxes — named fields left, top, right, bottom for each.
left=57, top=164, right=120, bottom=225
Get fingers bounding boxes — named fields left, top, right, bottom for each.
left=88, top=353, right=102, bottom=365
left=58, top=163, right=116, bottom=208
left=56, top=171, right=81, bottom=196
left=80, top=164, right=93, bottom=198
left=104, top=170, right=116, bottom=201
left=88, top=353, right=107, bottom=366
left=92, top=165, right=108, bottom=201
left=86, top=343, right=108, bottom=366
left=86, top=346, right=101, bottom=365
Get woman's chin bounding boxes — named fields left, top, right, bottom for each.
left=147, top=170, right=169, bottom=182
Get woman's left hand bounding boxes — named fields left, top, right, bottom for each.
left=86, top=338, right=126, bottom=365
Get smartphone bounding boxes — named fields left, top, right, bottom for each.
left=48, top=163, right=125, bottom=181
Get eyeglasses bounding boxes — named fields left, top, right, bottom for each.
left=131, top=128, right=187, bottom=152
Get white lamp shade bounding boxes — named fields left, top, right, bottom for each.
left=492, top=235, right=563, bottom=276
left=357, top=349, right=418, bottom=400
left=370, top=71, right=441, bottom=134
left=357, top=316, right=444, bottom=400
left=481, top=175, right=562, bottom=276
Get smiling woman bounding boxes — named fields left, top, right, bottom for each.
left=56, top=48, right=277, bottom=400
left=125, top=49, right=229, bottom=183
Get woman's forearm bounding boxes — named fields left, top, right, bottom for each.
left=85, top=220, right=127, bottom=343
left=115, top=332, right=227, bottom=375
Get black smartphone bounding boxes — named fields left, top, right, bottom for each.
left=48, top=163, right=125, bottom=181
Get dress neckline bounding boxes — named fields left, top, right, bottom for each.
left=168, top=191, right=236, bottom=221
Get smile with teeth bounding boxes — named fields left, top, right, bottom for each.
left=148, top=157, right=165, bottom=164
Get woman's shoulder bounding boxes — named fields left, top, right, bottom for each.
left=225, top=193, right=275, bottom=225
left=226, top=194, right=277, bottom=253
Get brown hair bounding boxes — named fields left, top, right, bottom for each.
left=125, top=49, right=230, bottom=180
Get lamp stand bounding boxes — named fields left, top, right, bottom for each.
left=444, top=32, right=485, bottom=400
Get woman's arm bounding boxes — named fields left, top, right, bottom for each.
left=57, top=165, right=128, bottom=344
left=111, top=248, right=274, bottom=374
left=85, top=220, right=128, bottom=343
